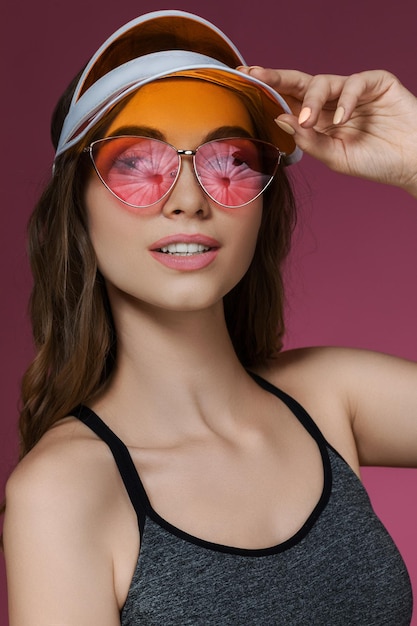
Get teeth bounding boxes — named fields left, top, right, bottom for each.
left=160, top=243, right=211, bottom=255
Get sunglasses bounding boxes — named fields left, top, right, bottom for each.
left=84, top=135, right=283, bottom=209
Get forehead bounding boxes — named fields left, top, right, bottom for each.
left=106, top=78, right=255, bottom=139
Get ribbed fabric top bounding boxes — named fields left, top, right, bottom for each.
left=73, top=373, right=413, bottom=624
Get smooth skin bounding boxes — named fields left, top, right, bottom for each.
left=4, top=73, right=417, bottom=626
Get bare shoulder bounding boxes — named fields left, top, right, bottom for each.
left=4, top=414, right=132, bottom=566
left=4, top=418, right=129, bottom=625
left=253, top=347, right=367, bottom=471
left=255, top=344, right=410, bottom=394
left=254, top=346, right=417, bottom=470
left=255, top=345, right=357, bottom=393
left=6, top=417, right=116, bottom=513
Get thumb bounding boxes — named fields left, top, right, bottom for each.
left=276, top=114, right=336, bottom=165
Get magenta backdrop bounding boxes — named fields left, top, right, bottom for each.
left=2, top=0, right=417, bottom=623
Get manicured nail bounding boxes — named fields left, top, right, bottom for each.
left=275, top=120, right=296, bottom=135
left=298, top=107, right=311, bottom=125
left=333, top=106, right=345, bottom=125
left=247, top=65, right=265, bottom=73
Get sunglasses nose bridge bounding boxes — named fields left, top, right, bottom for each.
left=177, top=149, right=196, bottom=157
left=175, top=148, right=200, bottom=184
left=177, top=149, right=196, bottom=172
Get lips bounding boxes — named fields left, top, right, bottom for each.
left=159, top=242, right=211, bottom=255
left=149, top=233, right=220, bottom=270
left=150, top=233, right=220, bottom=251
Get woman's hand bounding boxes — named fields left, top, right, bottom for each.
left=239, top=67, right=417, bottom=197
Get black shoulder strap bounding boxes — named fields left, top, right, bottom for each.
left=248, top=371, right=333, bottom=507
left=248, top=371, right=330, bottom=447
left=72, top=405, right=148, bottom=536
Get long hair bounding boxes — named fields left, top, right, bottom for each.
left=17, top=74, right=297, bottom=461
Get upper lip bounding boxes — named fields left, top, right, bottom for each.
left=150, top=233, right=221, bottom=250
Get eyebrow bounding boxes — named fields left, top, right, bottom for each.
left=204, top=126, right=254, bottom=142
left=107, top=125, right=254, bottom=144
left=107, top=125, right=165, bottom=140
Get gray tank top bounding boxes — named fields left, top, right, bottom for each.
left=74, top=373, right=413, bottom=624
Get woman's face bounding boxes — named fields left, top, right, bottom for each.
left=84, top=78, right=263, bottom=314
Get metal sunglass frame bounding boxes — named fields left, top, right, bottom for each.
left=83, top=135, right=285, bottom=209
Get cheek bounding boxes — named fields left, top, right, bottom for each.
left=85, top=178, right=115, bottom=261
left=85, top=177, right=140, bottom=278
left=237, top=201, right=263, bottom=254
left=225, top=201, right=263, bottom=283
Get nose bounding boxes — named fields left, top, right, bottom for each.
left=162, top=155, right=211, bottom=219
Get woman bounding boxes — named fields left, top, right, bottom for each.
left=3, top=10, right=417, bottom=625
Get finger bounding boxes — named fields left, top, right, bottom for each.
left=332, top=70, right=396, bottom=124
left=245, top=70, right=351, bottom=128
left=293, top=74, right=349, bottom=127
left=236, top=66, right=313, bottom=113
left=240, top=67, right=313, bottom=97
left=275, top=113, right=344, bottom=168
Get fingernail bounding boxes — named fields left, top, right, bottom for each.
left=333, top=106, right=345, bottom=125
left=247, top=65, right=265, bottom=74
left=298, top=107, right=311, bottom=125
left=275, top=120, right=296, bottom=135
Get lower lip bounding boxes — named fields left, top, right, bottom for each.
left=149, top=248, right=219, bottom=270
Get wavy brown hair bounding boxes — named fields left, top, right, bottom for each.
left=16, top=74, right=297, bottom=462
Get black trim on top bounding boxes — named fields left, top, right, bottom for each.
left=145, top=372, right=333, bottom=556
left=71, top=372, right=333, bottom=557
left=72, top=405, right=149, bottom=537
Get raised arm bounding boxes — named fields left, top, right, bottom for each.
left=242, top=68, right=417, bottom=469
left=239, top=67, right=417, bottom=198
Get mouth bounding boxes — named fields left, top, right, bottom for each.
left=150, top=234, right=220, bottom=256
left=158, top=242, right=212, bottom=256
left=149, top=234, right=220, bottom=270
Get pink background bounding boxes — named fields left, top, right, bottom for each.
left=2, top=0, right=417, bottom=623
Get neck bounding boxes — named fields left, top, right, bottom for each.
left=94, top=291, right=253, bottom=442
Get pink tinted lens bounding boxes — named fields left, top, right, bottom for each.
left=93, top=137, right=179, bottom=207
left=195, top=139, right=278, bottom=207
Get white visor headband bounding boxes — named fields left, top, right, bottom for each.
left=54, top=11, right=302, bottom=165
